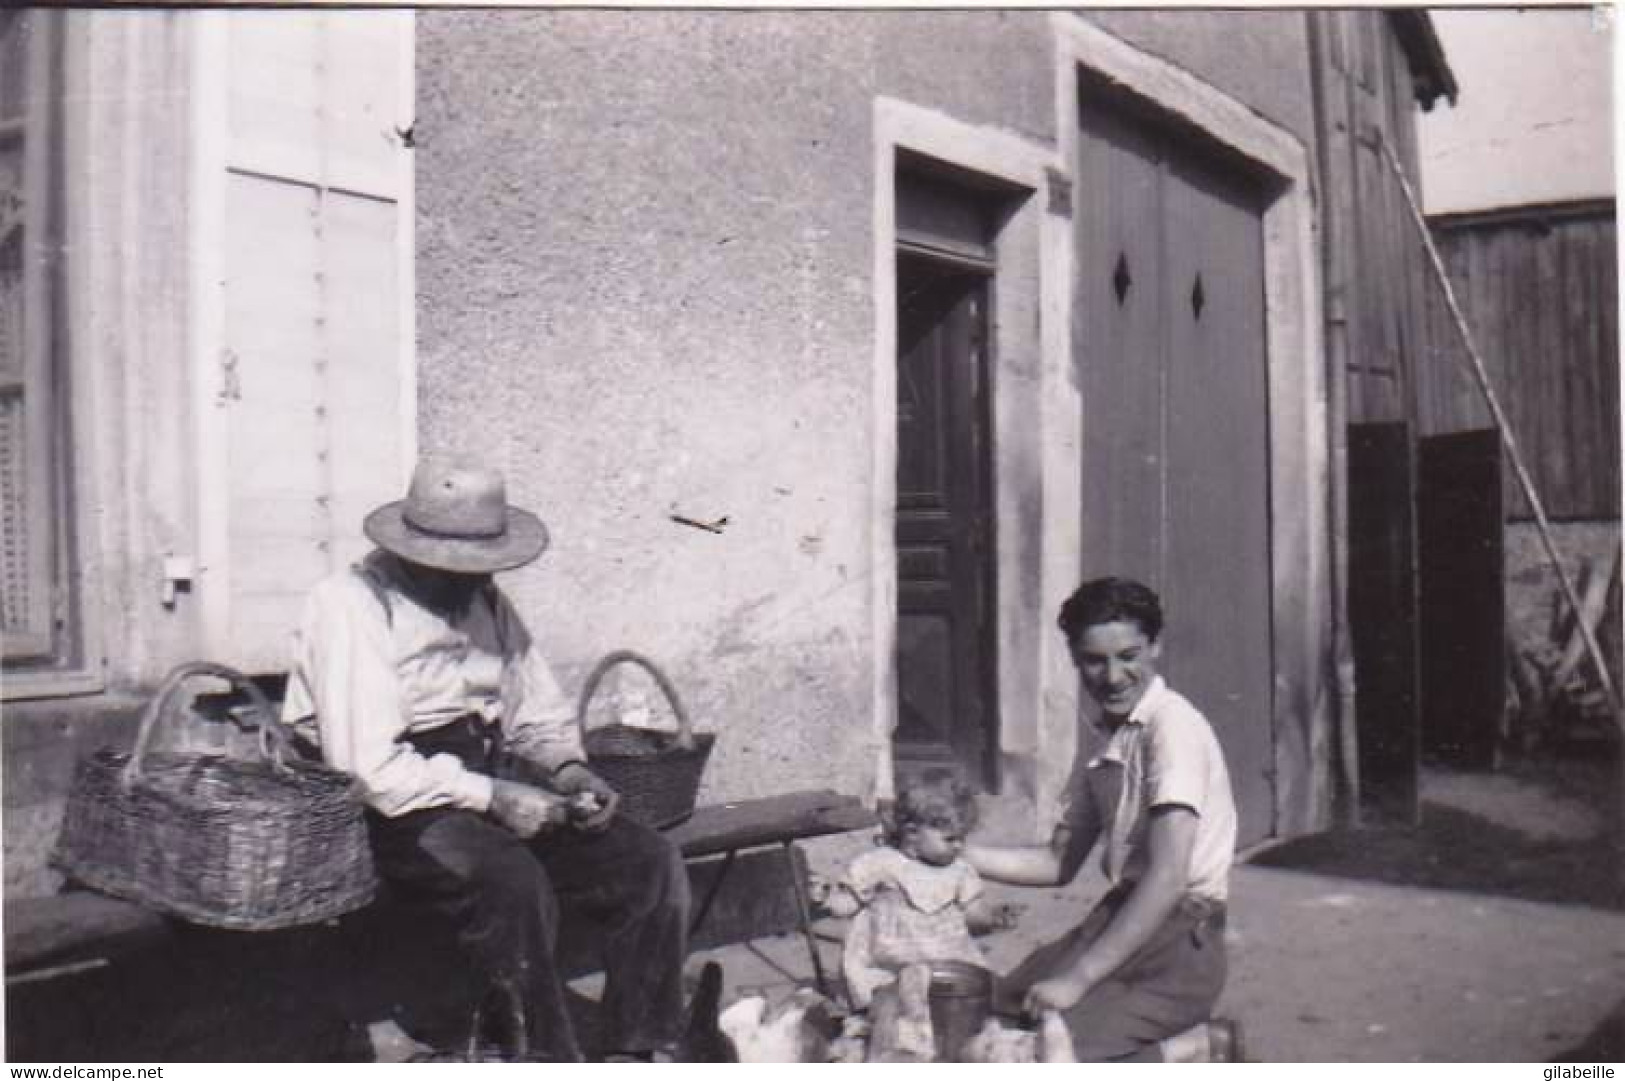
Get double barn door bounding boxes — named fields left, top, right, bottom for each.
left=1075, top=96, right=1276, bottom=845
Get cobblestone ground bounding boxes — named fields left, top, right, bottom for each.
left=676, top=755, right=1624, bottom=1063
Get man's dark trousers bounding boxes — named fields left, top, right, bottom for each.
left=366, top=723, right=691, bottom=1061
left=995, top=882, right=1226, bottom=1061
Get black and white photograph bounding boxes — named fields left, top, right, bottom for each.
left=1, top=3, right=1619, bottom=1065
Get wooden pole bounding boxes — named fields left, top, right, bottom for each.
left=1376, top=133, right=1623, bottom=729
left=1308, top=17, right=1361, bottom=826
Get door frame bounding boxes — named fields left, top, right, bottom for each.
left=870, top=98, right=1054, bottom=804
left=1052, top=14, right=1330, bottom=838
left=891, top=244, right=999, bottom=787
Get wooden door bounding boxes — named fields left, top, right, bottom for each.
left=1075, top=95, right=1276, bottom=845
left=1349, top=423, right=1421, bottom=823
left=1418, top=429, right=1504, bottom=769
left=894, top=249, right=998, bottom=788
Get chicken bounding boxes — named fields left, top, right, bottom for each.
left=718, top=988, right=841, bottom=1063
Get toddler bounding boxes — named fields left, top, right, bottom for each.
left=814, top=774, right=1009, bottom=1012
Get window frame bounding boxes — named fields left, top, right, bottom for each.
left=2, top=11, right=59, bottom=662
left=4, top=10, right=104, bottom=700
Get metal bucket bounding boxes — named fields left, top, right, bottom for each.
left=927, top=961, right=994, bottom=1062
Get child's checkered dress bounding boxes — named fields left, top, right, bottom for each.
left=839, top=846, right=987, bottom=1007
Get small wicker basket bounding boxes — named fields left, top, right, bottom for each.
left=576, top=650, right=715, bottom=830
left=51, top=662, right=377, bottom=930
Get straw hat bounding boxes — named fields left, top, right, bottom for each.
left=364, top=458, right=549, bottom=574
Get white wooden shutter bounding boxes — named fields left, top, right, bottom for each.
left=201, top=11, right=414, bottom=672
left=0, top=13, right=59, bottom=661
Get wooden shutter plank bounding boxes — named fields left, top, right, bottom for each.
left=227, top=13, right=321, bottom=183
left=222, top=168, right=326, bottom=657
left=1162, top=146, right=1274, bottom=847
left=321, top=14, right=403, bottom=199
left=1, top=13, right=57, bottom=659
left=324, top=191, right=401, bottom=569
left=210, top=10, right=410, bottom=670
left=1075, top=94, right=1166, bottom=588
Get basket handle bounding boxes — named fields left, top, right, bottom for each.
left=121, top=662, right=289, bottom=788
left=575, top=649, right=695, bottom=752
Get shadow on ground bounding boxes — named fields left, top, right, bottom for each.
left=5, top=903, right=610, bottom=1061
left=1551, top=996, right=1625, bottom=1062
left=1251, top=752, right=1623, bottom=912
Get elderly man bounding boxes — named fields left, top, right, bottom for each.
left=283, top=457, right=690, bottom=1062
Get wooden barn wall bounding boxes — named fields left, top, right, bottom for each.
left=1418, top=207, right=1620, bottom=521
left=1317, top=10, right=1434, bottom=429
left=1311, top=10, right=1439, bottom=824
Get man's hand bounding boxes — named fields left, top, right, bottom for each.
left=551, top=762, right=621, bottom=832
left=1023, top=975, right=1089, bottom=1018
left=489, top=779, right=570, bottom=839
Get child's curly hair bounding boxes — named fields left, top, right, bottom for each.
left=886, top=771, right=979, bottom=846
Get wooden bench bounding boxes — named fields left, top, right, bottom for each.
left=4, top=892, right=172, bottom=986
left=666, top=788, right=877, bottom=994
left=5, top=790, right=875, bottom=988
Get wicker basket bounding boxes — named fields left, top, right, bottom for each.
left=51, top=662, right=377, bottom=931
left=576, top=650, right=715, bottom=830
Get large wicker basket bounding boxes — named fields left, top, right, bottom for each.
left=576, top=650, right=715, bottom=830
left=52, top=662, right=377, bottom=930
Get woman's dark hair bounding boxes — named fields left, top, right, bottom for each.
left=1057, top=577, right=1164, bottom=645
left=886, top=771, right=978, bottom=845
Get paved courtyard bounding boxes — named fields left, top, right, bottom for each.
left=661, top=859, right=1625, bottom=1062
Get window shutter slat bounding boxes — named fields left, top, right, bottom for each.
left=211, top=11, right=411, bottom=672
left=1, top=11, right=59, bottom=662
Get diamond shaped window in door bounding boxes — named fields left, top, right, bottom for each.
left=1113, top=252, right=1132, bottom=306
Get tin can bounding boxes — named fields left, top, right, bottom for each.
left=928, top=961, right=994, bottom=1062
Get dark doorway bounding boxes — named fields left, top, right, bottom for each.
left=892, top=167, right=1001, bottom=790
left=1418, top=428, right=1504, bottom=768
left=1348, top=422, right=1422, bottom=824
left=1073, top=90, right=1276, bottom=845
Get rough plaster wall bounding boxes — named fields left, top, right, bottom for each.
left=416, top=10, right=1326, bottom=813
left=415, top=11, right=1052, bottom=805
left=1082, top=9, right=1319, bottom=153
